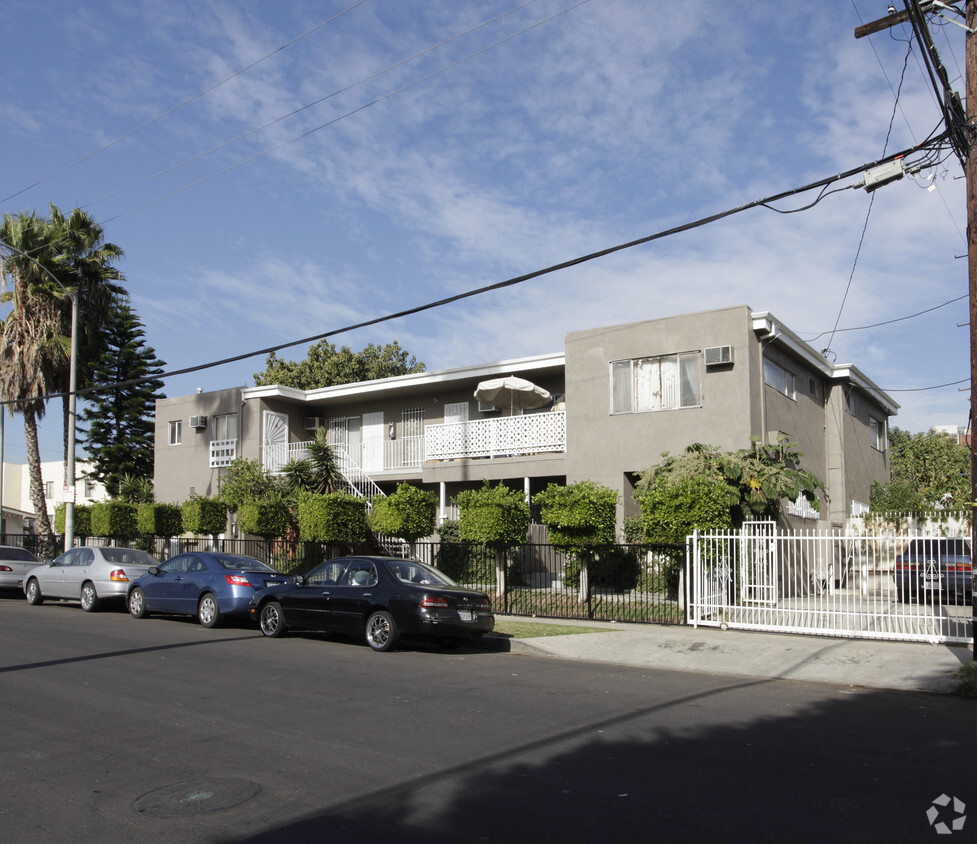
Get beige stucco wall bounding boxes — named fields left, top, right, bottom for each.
left=564, top=305, right=760, bottom=518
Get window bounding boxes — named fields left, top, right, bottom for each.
left=44, top=481, right=54, bottom=499
left=169, top=420, right=182, bottom=445
left=84, top=479, right=96, bottom=498
left=763, top=358, right=795, bottom=399
left=213, top=413, right=238, bottom=440
left=870, top=416, right=885, bottom=451
left=611, top=352, right=700, bottom=414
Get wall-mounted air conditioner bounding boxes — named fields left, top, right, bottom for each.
left=704, top=345, right=733, bottom=367
left=304, top=416, right=327, bottom=431
left=477, top=400, right=498, bottom=413
left=189, top=415, right=207, bottom=428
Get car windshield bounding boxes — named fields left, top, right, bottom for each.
left=0, top=547, right=39, bottom=562
left=214, top=555, right=275, bottom=573
left=384, top=559, right=458, bottom=587
left=100, top=548, right=159, bottom=566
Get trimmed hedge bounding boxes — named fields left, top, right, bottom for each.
left=137, top=503, right=183, bottom=538
left=297, top=492, right=369, bottom=543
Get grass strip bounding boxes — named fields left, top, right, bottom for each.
left=488, top=619, right=617, bottom=639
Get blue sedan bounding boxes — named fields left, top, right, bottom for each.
left=127, top=552, right=291, bottom=627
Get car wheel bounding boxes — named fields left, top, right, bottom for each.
left=128, top=587, right=149, bottom=618
left=198, top=593, right=222, bottom=628
left=80, top=581, right=100, bottom=612
left=259, top=601, right=286, bottom=638
left=365, top=610, right=398, bottom=652
left=25, top=578, right=44, bottom=605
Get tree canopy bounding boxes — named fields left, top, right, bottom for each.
left=870, top=427, right=969, bottom=511
left=81, top=304, right=165, bottom=497
left=635, top=438, right=825, bottom=530
left=253, top=340, right=424, bottom=389
left=0, top=204, right=126, bottom=551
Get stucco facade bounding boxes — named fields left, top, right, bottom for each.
left=154, top=306, right=896, bottom=533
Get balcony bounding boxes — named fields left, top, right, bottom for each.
left=425, top=411, right=566, bottom=461
left=263, top=411, right=566, bottom=476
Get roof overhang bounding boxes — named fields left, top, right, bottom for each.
left=242, top=351, right=566, bottom=406
left=752, top=311, right=899, bottom=416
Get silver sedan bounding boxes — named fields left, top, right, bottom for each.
left=23, top=546, right=160, bottom=611
left=0, top=545, right=42, bottom=591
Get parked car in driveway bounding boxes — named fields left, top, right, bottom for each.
left=0, top=545, right=42, bottom=593
left=249, top=556, right=494, bottom=651
left=127, top=552, right=292, bottom=627
left=23, top=546, right=160, bottom=611
left=894, top=538, right=972, bottom=604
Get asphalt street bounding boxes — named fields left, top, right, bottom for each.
left=1, top=598, right=972, bottom=843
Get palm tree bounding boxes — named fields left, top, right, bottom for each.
left=281, top=427, right=342, bottom=497
left=0, top=205, right=126, bottom=555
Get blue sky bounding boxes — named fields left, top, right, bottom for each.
left=0, top=0, right=969, bottom=465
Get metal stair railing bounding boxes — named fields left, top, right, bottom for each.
left=333, top=447, right=410, bottom=557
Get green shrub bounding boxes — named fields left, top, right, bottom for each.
left=238, top=499, right=291, bottom=542
left=55, top=503, right=93, bottom=537
left=457, top=481, right=530, bottom=547
left=90, top=500, right=138, bottom=539
left=181, top=496, right=228, bottom=537
left=369, top=484, right=437, bottom=542
left=137, top=503, right=183, bottom=538
left=954, top=662, right=977, bottom=699
left=639, top=475, right=732, bottom=545
left=298, top=493, right=369, bottom=543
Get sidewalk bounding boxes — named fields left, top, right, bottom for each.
left=478, top=616, right=972, bottom=694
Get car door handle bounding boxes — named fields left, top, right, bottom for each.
left=320, top=591, right=331, bottom=596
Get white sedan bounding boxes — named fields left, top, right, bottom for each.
left=23, top=546, right=160, bottom=611
left=0, top=545, right=42, bottom=591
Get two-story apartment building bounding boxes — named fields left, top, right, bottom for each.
left=154, top=306, right=897, bottom=533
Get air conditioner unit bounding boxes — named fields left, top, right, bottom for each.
left=477, top=400, right=498, bottom=413
left=304, top=416, right=327, bottom=431
left=189, top=415, right=207, bottom=428
left=704, top=345, right=733, bottom=367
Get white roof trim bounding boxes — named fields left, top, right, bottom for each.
left=752, top=311, right=899, bottom=415
left=243, top=351, right=565, bottom=403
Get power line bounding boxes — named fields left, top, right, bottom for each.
left=100, top=0, right=595, bottom=224
left=799, top=293, right=967, bottom=342
left=0, top=1, right=370, bottom=205
left=15, top=137, right=945, bottom=406
left=82, top=0, right=546, bottom=211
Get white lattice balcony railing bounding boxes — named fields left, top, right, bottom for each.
left=425, top=410, right=566, bottom=460
left=210, top=439, right=238, bottom=468
left=264, top=439, right=425, bottom=476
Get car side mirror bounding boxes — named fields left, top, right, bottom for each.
left=295, top=574, right=306, bottom=585
left=149, top=566, right=160, bottom=576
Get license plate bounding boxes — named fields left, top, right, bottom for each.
left=923, top=580, right=941, bottom=590
left=458, top=610, right=474, bottom=622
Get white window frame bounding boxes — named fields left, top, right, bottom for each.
left=169, top=420, right=182, bottom=445
left=870, top=416, right=885, bottom=451
left=610, top=352, right=701, bottom=414
left=763, top=358, right=795, bottom=400
left=213, top=413, right=238, bottom=441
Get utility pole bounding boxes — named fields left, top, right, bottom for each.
left=857, top=1, right=976, bottom=660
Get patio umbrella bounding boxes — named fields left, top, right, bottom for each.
left=474, top=376, right=552, bottom=414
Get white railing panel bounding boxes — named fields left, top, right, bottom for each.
left=210, top=439, right=238, bottom=468
left=426, top=411, right=566, bottom=460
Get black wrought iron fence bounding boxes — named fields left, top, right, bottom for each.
left=2, top=533, right=685, bottom=625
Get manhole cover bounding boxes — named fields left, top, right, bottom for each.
left=134, top=778, right=261, bottom=816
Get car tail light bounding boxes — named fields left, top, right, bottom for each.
left=947, top=563, right=972, bottom=572
left=109, top=569, right=129, bottom=582
left=225, top=575, right=253, bottom=586
left=477, top=597, right=492, bottom=610
left=894, top=562, right=917, bottom=572
left=420, top=596, right=448, bottom=609
left=0, top=565, right=12, bottom=572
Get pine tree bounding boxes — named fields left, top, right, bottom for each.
left=80, top=304, right=165, bottom=497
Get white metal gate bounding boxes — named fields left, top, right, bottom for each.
left=688, top=526, right=973, bottom=645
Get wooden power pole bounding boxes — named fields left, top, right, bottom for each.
left=858, top=1, right=976, bottom=659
